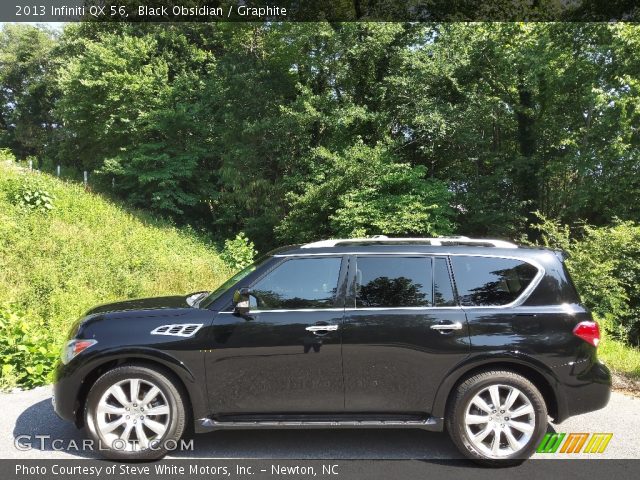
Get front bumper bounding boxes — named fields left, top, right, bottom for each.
left=52, top=361, right=84, bottom=424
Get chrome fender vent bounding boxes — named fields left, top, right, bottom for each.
left=150, top=323, right=203, bottom=337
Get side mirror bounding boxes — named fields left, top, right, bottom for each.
left=233, top=287, right=251, bottom=316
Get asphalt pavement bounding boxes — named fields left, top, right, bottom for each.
left=1, top=386, right=638, bottom=460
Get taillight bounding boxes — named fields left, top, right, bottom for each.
left=573, top=321, right=600, bottom=347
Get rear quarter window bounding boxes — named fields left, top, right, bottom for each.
left=450, top=256, right=539, bottom=306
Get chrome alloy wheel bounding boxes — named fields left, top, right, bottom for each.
left=96, top=378, right=170, bottom=451
left=464, top=384, right=536, bottom=458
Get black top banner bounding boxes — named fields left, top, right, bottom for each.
left=3, top=0, right=640, bottom=22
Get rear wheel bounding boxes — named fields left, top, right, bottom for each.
left=446, top=370, right=548, bottom=467
left=84, top=364, right=187, bottom=460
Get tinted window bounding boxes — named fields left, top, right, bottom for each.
left=251, top=257, right=342, bottom=309
left=451, top=256, right=539, bottom=306
left=356, top=257, right=432, bottom=308
left=434, top=257, right=456, bottom=306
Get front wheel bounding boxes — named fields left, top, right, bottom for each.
left=84, top=364, right=187, bottom=460
left=446, top=370, right=548, bottom=467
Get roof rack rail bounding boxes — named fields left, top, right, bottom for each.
left=301, top=236, right=518, bottom=249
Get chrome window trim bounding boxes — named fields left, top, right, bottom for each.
left=448, top=255, right=545, bottom=310
left=218, top=308, right=346, bottom=314
left=275, top=252, right=546, bottom=309
left=216, top=305, right=583, bottom=315
left=218, top=306, right=464, bottom=314
left=346, top=306, right=464, bottom=311
left=216, top=304, right=590, bottom=315
left=219, top=252, right=546, bottom=312
left=350, top=253, right=545, bottom=310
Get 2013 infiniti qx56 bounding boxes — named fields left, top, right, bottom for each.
left=53, top=237, right=611, bottom=465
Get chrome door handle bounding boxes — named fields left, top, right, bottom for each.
left=430, top=322, right=463, bottom=331
left=305, top=325, right=339, bottom=332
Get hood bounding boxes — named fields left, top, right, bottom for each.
left=85, top=295, right=191, bottom=316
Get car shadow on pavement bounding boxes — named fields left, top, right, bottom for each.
left=13, top=399, right=465, bottom=461
left=172, top=429, right=466, bottom=461
left=12, top=399, right=558, bottom=462
left=13, top=398, right=94, bottom=458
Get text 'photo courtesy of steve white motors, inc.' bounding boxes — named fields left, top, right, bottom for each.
left=13, top=462, right=340, bottom=478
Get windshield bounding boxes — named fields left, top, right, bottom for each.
left=199, top=256, right=268, bottom=309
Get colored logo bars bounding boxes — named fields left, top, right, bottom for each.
left=537, top=433, right=613, bottom=454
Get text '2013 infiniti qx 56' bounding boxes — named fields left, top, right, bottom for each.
left=53, top=237, right=610, bottom=466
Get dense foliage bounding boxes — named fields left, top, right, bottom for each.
left=535, top=215, right=640, bottom=345
left=0, top=160, right=231, bottom=389
left=2, top=23, right=638, bottom=251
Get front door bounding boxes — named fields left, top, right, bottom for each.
left=341, top=255, right=470, bottom=413
left=205, top=255, right=347, bottom=415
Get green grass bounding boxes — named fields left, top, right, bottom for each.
left=0, top=161, right=232, bottom=389
left=599, top=335, right=640, bottom=380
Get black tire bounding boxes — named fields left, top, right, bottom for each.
left=446, top=370, right=548, bottom=467
left=84, top=363, right=188, bottom=461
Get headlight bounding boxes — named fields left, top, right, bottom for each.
left=61, top=339, right=97, bottom=364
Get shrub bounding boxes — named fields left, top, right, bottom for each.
left=0, top=305, right=59, bottom=390
left=0, top=148, right=15, bottom=162
left=534, top=214, right=640, bottom=345
left=10, top=179, right=55, bottom=212
left=221, top=232, right=257, bottom=270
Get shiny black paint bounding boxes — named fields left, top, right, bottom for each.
left=54, top=297, right=214, bottom=427
left=53, top=243, right=611, bottom=433
left=84, top=295, right=193, bottom=316
left=206, top=310, right=345, bottom=414
left=341, top=308, right=470, bottom=412
left=342, top=255, right=471, bottom=412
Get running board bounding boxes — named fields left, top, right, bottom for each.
left=198, top=416, right=444, bottom=431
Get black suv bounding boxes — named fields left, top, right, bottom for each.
left=53, top=237, right=610, bottom=465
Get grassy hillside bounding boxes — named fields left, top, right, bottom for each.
left=0, top=161, right=232, bottom=389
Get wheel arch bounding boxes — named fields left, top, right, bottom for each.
left=73, top=355, right=203, bottom=429
left=431, top=356, right=563, bottom=423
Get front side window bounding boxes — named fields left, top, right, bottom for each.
left=450, top=256, right=539, bottom=306
left=355, top=257, right=433, bottom=308
left=251, top=257, right=342, bottom=310
left=200, top=256, right=270, bottom=309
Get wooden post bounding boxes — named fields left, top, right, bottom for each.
left=28, top=160, right=33, bottom=170
left=56, top=165, right=61, bottom=177
left=112, top=177, right=115, bottom=189
left=83, top=171, right=88, bottom=187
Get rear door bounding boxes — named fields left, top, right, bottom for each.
left=341, top=255, right=470, bottom=413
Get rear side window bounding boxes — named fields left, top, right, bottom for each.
left=251, top=257, right=342, bottom=309
left=356, top=257, right=432, bottom=308
left=450, top=256, right=539, bottom=306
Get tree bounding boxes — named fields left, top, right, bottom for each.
left=0, top=24, right=58, bottom=161
left=55, top=24, right=216, bottom=217
left=276, top=142, right=454, bottom=242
